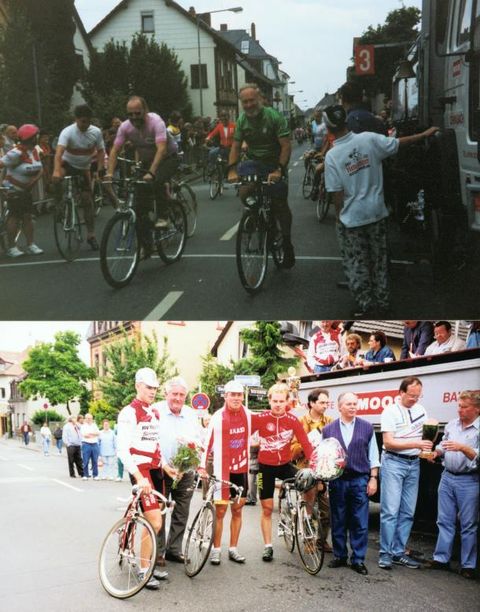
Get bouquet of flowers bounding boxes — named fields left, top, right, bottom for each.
left=310, top=438, right=347, bottom=481
left=169, top=438, right=202, bottom=489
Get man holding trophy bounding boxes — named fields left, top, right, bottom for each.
left=378, top=376, right=433, bottom=570
left=426, top=391, right=479, bottom=580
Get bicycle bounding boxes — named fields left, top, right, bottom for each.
left=234, top=175, right=285, bottom=294
left=315, top=172, right=330, bottom=223
left=100, top=164, right=187, bottom=288
left=302, top=153, right=318, bottom=199
left=278, top=476, right=325, bottom=575
left=98, top=485, right=174, bottom=599
left=208, top=150, right=228, bottom=200
left=169, top=158, right=198, bottom=237
left=183, top=474, right=243, bottom=578
left=53, top=175, right=84, bottom=261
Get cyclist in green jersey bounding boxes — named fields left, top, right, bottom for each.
left=227, top=84, right=295, bottom=268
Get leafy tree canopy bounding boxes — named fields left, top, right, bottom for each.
left=19, top=331, right=95, bottom=414
left=0, top=0, right=79, bottom=131
left=198, top=322, right=298, bottom=412
left=98, top=329, right=177, bottom=415
left=82, top=34, right=192, bottom=126
left=31, top=409, right=64, bottom=426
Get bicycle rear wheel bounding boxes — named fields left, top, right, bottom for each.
left=53, top=197, right=82, bottom=261
left=316, top=180, right=329, bottom=222
left=209, top=167, right=222, bottom=200
left=302, top=165, right=315, bottom=199
left=184, top=502, right=216, bottom=577
left=177, top=183, right=197, bottom=237
left=236, top=210, right=268, bottom=294
left=100, top=212, right=139, bottom=288
left=98, top=515, right=157, bottom=599
left=295, top=502, right=324, bottom=575
left=278, top=492, right=296, bottom=553
left=156, top=201, right=187, bottom=263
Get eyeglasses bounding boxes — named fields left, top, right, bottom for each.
left=127, top=111, right=143, bottom=118
left=405, top=393, right=423, bottom=400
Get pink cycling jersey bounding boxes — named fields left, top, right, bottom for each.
left=114, top=112, right=177, bottom=163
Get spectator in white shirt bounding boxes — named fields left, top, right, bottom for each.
left=425, top=321, right=467, bottom=356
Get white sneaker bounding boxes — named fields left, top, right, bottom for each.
left=210, top=549, right=221, bottom=565
left=115, top=477, right=122, bottom=482
left=7, top=246, right=24, bottom=258
left=26, top=243, right=43, bottom=255
left=93, top=476, right=100, bottom=481
left=82, top=476, right=88, bottom=480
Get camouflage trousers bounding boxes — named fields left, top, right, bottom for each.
left=336, top=219, right=389, bottom=312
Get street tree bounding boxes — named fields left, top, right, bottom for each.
left=82, top=34, right=192, bottom=126
left=98, top=330, right=177, bottom=413
left=19, top=331, right=95, bottom=415
left=351, top=6, right=421, bottom=98
left=198, top=322, right=299, bottom=412
left=31, top=409, right=64, bottom=426
left=0, top=0, right=79, bottom=131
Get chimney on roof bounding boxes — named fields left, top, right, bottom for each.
left=188, top=7, right=196, bottom=17
left=220, top=23, right=228, bottom=31
left=251, top=22, right=256, bottom=41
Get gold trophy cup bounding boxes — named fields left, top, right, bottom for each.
left=419, top=419, right=439, bottom=459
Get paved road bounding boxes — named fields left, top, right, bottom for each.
left=0, top=143, right=478, bottom=320
left=1, top=437, right=477, bottom=612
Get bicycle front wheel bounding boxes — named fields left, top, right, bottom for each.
left=54, top=198, right=82, bottom=261
left=93, top=180, right=103, bottom=216
left=236, top=210, right=268, bottom=294
left=177, top=183, right=197, bottom=237
left=184, top=502, right=216, bottom=577
left=98, top=515, right=157, bottom=599
left=209, top=167, right=222, bottom=200
left=100, top=212, right=139, bottom=288
left=302, top=165, right=315, bottom=199
left=156, top=201, right=187, bottom=263
left=278, top=493, right=296, bottom=553
left=295, top=502, right=324, bottom=575
left=316, top=181, right=329, bottom=222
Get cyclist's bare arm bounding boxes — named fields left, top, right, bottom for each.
left=53, top=145, right=66, bottom=182
left=267, top=136, right=291, bottom=183
left=95, top=148, right=106, bottom=176
left=106, top=143, right=121, bottom=178
left=146, top=141, right=167, bottom=180
left=227, top=140, right=241, bottom=181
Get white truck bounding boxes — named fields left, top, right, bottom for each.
left=391, top=0, right=480, bottom=273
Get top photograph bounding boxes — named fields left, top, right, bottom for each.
left=0, top=0, right=478, bottom=320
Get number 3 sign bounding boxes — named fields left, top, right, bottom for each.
left=355, top=45, right=375, bottom=76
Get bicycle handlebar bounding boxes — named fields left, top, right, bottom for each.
left=209, top=474, right=244, bottom=503
left=131, top=485, right=175, bottom=514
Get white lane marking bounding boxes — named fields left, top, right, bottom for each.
left=145, top=291, right=183, bottom=320
left=0, top=455, right=8, bottom=460
left=51, top=478, right=83, bottom=492
left=17, top=463, right=34, bottom=471
left=0, top=256, right=98, bottom=269
left=220, top=222, right=239, bottom=241
left=0, top=476, right=45, bottom=484
left=293, top=161, right=299, bottom=167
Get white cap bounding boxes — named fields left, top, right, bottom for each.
left=224, top=380, right=244, bottom=394
left=135, top=367, right=159, bottom=388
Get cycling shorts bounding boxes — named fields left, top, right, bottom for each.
left=214, top=472, right=248, bottom=504
left=61, top=161, right=90, bottom=190
left=128, top=465, right=164, bottom=513
left=258, top=462, right=297, bottom=500
left=6, top=190, right=34, bottom=218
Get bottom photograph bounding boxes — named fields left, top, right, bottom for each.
left=0, top=319, right=479, bottom=611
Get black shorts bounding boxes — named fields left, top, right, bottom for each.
left=224, top=472, right=248, bottom=501
left=61, top=161, right=90, bottom=190
left=128, top=466, right=164, bottom=513
left=6, top=191, right=34, bottom=218
left=258, top=462, right=297, bottom=500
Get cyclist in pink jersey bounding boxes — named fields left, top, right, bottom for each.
left=105, top=96, right=179, bottom=252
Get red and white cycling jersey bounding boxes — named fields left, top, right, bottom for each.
left=116, top=399, right=162, bottom=475
left=252, top=412, right=313, bottom=466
